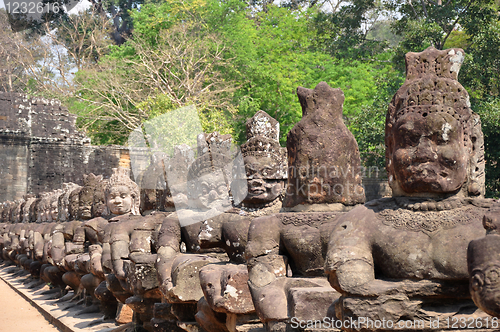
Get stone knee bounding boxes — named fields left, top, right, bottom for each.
left=40, top=263, right=52, bottom=283
left=80, top=273, right=102, bottom=298
left=30, top=261, right=42, bottom=278
left=45, top=265, right=66, bottom=289
left=62, top=271, right=81, bottom=291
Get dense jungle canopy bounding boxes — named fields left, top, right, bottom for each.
left=1, top=0, right=500, bottom=196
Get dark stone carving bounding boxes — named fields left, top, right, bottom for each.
left=468, top=205, right=500, bottom=317
left=283, top=82, right=364, bottom=209
left=78, top=174, right=103, bottom=220
left=325, top=47, right=493, bottom=331
left=245, top=82, right=363, bottom=331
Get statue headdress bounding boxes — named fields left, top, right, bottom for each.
left=240, top=110, right=287, bottom=180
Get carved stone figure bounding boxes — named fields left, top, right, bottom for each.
left=325, top=47, right=493, bottom=330
left=79, top=174, right=104, bottom=220
left=68, top=186, right=81, bottom=221
left=195, top=111, right=288, bottom=332
left=245, top=82, right=364, bottom=331
left=100, top=167, right=176, bottom=329
left=468, top=205, right=500, bottom=317
left=154, top=134, right=245, bottom=332
left=58, top=183, right=81, bottom=222
left=22, top=194, right=37, bottom=223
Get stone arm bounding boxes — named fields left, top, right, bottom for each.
left=33, top=230, right=44, bottom=260
left=325, top=207, right=458, bottom=297
left=245, top=214, right=289, bottom=322
left=100, top=223, right=114, bottom=273
left=18, top=228, right=26, bottom=253
left=110, top=219, right=136, bottom=280
left=50, top=226, right=66, bottom=268
left=156, top=216, right=181, bottom=296
left=83, top=217, right=109, bottom=277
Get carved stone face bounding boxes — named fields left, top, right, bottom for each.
left=67, top=192, right=78, bottom=220
left=242, top=155, right=284, bottom=204
left=107, top=185, right=133, bottom=215
left=39, top=205, right=47, bottom=222
left=391, top=112, right=467, bottom=194
left=191, top=171, right=230, bottom=210
left=50, top=201, right=58, bottom=221
left=79, top=188, right=93, bottom=220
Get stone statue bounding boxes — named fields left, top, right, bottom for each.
left=22, top=194, right=37, bottom=223
left=245, top=82, right=365, bottom=331
left=68, top=186, right=81, bottom=221
left=57, top=183, right=81, bottom=222
left=325, top=47, right=493, bottom=330
left=79, top=174, right=104, bottom=220
left=196, top=111, right=288, bottom=332
left=468, top=205, right=500, bottom=317
left=154, top=133, right=247, bottom=331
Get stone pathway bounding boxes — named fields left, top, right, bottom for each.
left=0, top=264, right=118, bottom=332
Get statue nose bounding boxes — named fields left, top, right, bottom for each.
left=208, top=190, right=218, bottom=202
left=415, top=137, right=437, bottom=162
left=249, top=179, right=264, bottom=187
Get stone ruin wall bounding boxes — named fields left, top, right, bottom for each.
left=0, top=91, right=391, bottom=201
left=0, top=92, right=146, bottom=201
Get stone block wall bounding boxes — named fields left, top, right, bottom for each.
left=0, top=92, right=134, bottom=201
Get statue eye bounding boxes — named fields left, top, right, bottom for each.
left=121, top=194, right=127, bottom=199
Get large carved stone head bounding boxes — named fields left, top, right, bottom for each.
left=92, top=179, right=109, bottom=217
left=10, top=199, right=24, bottom=223
left=68, top=187, right=81, bottom=220
left=22, top=194, right=36, bottom=223
left=386, top=47, right=484, bottom=197
left=58, top=183, right=80, bottom=222
left=283, top=82, right=365, bottom=208
left=187, top=132, right=233, bottom=211
left=234, top=111, right=287, bottom=206
left=104, top=167, right=140, bottom=215
left=79, top=174, right=103, bottom=220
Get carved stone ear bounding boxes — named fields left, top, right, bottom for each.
left=467, top=113, right=485, bottom=197
left=471, top=271, right=484, bottom=291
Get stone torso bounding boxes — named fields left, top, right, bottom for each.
left=278, top=212, right=343, bottom=277
left=331, top=198, right=492, bottom=282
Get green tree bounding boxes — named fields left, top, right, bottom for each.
left=74, top=19, right=237, bottom=144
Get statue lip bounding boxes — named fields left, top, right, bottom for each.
left=248, top=187, right=266, bottom=195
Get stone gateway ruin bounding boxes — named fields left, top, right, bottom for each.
left=1, top=47, right=499, bottom=332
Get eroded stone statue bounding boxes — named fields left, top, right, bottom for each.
left=196, top=111, right=288, bottom=332
left=468, top=205, right=500, bottom=317
left=325, top=47, right=493, bottom=330
left=245, top=82, right=365, bottom=331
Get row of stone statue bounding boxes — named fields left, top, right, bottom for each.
left=1, top=46, right=500, bottom=332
